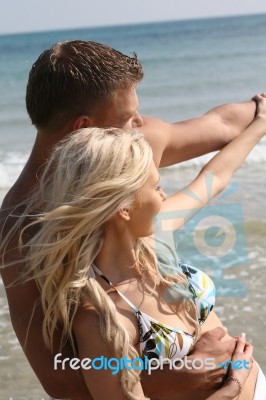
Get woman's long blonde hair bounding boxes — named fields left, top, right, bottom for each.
left=1, top=128, right=199, bottom=400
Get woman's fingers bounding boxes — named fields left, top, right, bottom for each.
left=228, top=335, right=253, bottom=389
left=233, top=333, right=246, bottom=354
left=232, top=334, right=253, bottom=371
left=243, top=342, right=253, bottom=360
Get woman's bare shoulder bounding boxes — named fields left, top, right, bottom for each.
left=73, top=304, right=100, bottom=337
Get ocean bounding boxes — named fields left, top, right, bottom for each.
left=0, top=13, right=266, bottom=399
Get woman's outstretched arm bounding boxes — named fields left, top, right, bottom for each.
left=160, top=93, right=266, bottom=225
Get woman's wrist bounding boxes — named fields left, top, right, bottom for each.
left=221, top=377, right=242, bottom=399
left=245, top=114, right=266, bottom=140
left=254, top=113, right=266, bottom=123
left=210, top=386, right=238, bottom=400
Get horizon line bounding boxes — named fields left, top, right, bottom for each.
left=0, top=11, right=266, bottom=38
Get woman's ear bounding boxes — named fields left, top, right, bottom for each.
left=117, top=208, right=130, bottom=221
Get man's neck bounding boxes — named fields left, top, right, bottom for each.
left=30, top=128, right=70, bottom=166
left=2, top=128, right=70, bottom=208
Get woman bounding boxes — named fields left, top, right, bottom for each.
left=2, top=94, right=266, bottom=400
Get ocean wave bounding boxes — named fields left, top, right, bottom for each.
left=162, top=144, right=266, bottom=170
left=0, top=144, right=266, bottom=191
left=0, top=151, right=28, bottom=190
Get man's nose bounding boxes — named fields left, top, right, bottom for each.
left=132, top=112, right=143, bottom=128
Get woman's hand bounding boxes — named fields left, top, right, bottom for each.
left=207, top=333, right=253, bottom=400
left=223, top=333, right=253, bottom=397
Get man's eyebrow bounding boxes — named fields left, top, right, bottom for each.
left=126, top=107, right=138, bottom=118
left=122, top=112, right=134, bottom=120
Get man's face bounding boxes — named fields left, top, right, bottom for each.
left=91, top=87, right=143, bottom=129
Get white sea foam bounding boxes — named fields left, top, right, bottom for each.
left=242, top=306, right=253, bottom=312
left=167, top=142, right=266, bottom=170
left=0, top=142, right=265, bottom=192
left=0, top=151, right=28, bottom=190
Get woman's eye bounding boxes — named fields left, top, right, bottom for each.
left=156, top=186, right=161, bottom=191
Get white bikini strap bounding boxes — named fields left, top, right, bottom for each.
left=92, top=263, right=139, bottom=313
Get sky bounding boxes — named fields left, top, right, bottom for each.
left=1, top=0, right=266, bottom=35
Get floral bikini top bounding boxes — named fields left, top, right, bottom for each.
left=92, top=261, right=215, bottom=363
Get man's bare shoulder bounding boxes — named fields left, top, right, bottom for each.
left=0, top=185, right=23, bottom=259
left=139, top=115, right=173, bottom=166
left=0, top=181, right=40, bottom=311
left=0, top=162, right=38, bottom=245
left=0, top=181, right=29, bottom=248
left=141, top=115, right=170, bottom=133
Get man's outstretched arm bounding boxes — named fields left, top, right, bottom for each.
left=141, top=100, right=256, bottom=167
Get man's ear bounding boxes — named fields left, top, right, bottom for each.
left=117, top=208, right=130, bottom=221
left=72, top=115, right=94, bottom=130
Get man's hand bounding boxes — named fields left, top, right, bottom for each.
left=252, top=92, right=266, bottom=119
left=141, top=327, right=235, bottom=398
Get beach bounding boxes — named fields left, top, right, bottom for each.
left=0, top=13, right=266, bottom=399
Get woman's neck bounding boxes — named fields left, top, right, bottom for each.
left=94, top=226, right=140, bottom=284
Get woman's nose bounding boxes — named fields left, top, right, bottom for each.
left=160, top=188, right=167, bottom=201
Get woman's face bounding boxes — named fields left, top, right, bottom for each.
left=127, top=161, right=167, bottom=238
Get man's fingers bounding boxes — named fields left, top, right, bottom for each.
left=203, top=326, right=228, bottom=341
left=252, top=93, right=266, bottom=101
left=252, top=94, right=263, bottom=103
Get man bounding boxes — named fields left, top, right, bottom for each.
left=0, top=40, right=257, bottom=399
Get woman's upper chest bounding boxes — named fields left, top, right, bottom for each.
left=107, top=280, right=196, bottom=346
